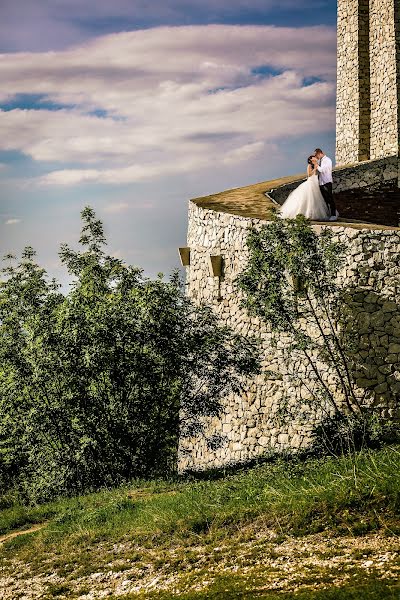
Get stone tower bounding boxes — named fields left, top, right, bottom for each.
left=336, top=0, right=400, bottom=165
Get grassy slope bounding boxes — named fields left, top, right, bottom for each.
left=1, top=447, right=400, bottom=599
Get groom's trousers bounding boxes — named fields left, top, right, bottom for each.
left=319, top=183, right=336, bottom=217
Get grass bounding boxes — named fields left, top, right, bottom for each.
left=131, top=579, right=400, bottom=599
left=1, top=446, right=400, bottom=598
left=2, top=446, right=400, bottom=541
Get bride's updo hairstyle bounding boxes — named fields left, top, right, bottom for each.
left=307, top=155, right=315, bottom=165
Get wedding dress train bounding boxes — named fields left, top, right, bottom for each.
left=279, top=173, right=330, bottom=221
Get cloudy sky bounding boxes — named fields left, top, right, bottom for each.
left=0, top=0, right=337, bottom=287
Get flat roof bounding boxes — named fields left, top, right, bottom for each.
left=191, top=174, right=298, bottom=219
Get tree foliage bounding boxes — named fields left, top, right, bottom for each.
left=0, top=207, right=260, bottom=502
left=237, top=215, right=374, bottom=426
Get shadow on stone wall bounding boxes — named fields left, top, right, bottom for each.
left=341, top=287, right=400, bottom=419
left=334, top=181, right=400, bottom=226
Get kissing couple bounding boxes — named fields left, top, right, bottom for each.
left=280, top=148, right=338, bottom=222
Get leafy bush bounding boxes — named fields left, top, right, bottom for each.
left=0, top=207, right=259, bottom=502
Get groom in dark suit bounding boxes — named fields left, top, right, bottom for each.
left=312, top=148, right=338, bottom=221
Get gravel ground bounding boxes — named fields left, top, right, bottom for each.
left=1, top=528, right=399, bottom=599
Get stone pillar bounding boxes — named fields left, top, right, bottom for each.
left=369, top=0, right=400, bottom=160
left=336, top=0, right=371, bottom=166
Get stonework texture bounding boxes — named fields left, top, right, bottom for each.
left=336, top=0, right=371, bottom=165
left=370, top=0, right=400, bottom=160
left=178, top=190, right=400, bottom=473
left=336, top=0, right=400, bottom=166
left=178, top=2, right=400, bottom=473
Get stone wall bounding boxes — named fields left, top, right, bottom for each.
left=336, top=0, right=371, bottom=165
left=336, top=0, right=400, bottom=165
left=333, top=156, right=399, bottom=192
left=370, top=0, right=400, bottom=160
left=178, top=203, right=400, bottom=473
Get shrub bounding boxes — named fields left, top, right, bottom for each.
left=0, top=207, right=260, bottom=502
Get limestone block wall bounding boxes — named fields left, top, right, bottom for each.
left=334, top=156, right=399, bottom=191
left=336, top=0, right=371, bottom=165
left=336, top=0, right=400, bottom=165
left=178, top=204, right=400, bottom=473
left=370, top=0, right=400, bottom=160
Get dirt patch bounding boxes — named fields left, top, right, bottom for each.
left=0, top=523, right=47, bottom=545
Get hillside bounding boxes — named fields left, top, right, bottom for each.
left=1, top=447, right=400, bottom=599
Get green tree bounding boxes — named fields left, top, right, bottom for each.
left=237, top=215, right=369, bottom=434
left=0, top=247, right=64, bottom=496
left=0, top=207, right=260, bottom=502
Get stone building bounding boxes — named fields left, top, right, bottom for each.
left=178, top=1, right=400, bottom=472
left=336, top=0, right=400, bottom=164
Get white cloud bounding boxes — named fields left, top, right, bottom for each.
left=109, top=248, right=125, bottom=259
left=4, top=218, right=21, bottom=225
left=0, top=25, right=336, bottom=186
left=103, top=202, right=130, bottom=213
left=222, top=141, right=266, bottom=165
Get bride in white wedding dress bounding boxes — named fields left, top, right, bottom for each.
left=279, top=156, right=330, bottom=220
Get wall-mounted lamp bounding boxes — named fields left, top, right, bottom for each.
left=208, top=254, right=224, bottom=301
left=208, top=254, right=223, bottom=277
left=178, top=247, right=191, bottom=266
left=291, top=275, right=306, bottom=293
left=285, top=271, right=306, bottom=294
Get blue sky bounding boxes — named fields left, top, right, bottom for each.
left=0, top=1, right=337, bottom=287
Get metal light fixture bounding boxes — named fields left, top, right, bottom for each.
left=208, top=255, right=223, bottom=277
left=291, top=274, right=306, bottom=293
left=208, top=254, right=223, bottom=301
left=178, top=247, right=191, bottom=266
